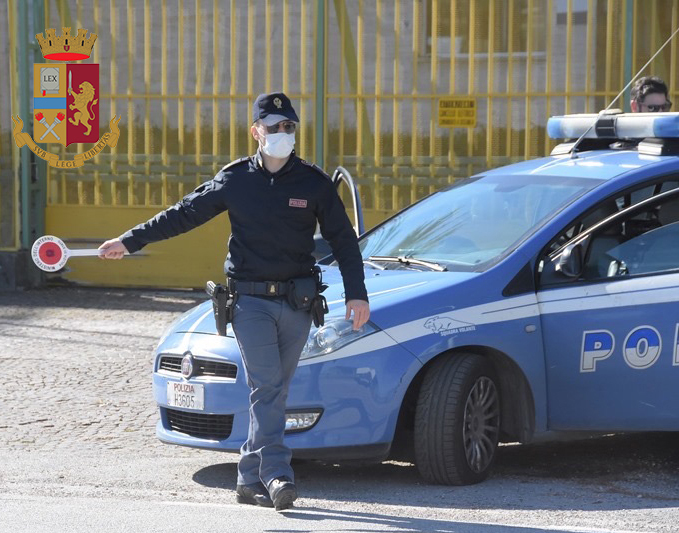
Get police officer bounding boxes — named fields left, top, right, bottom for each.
left=630, top=76, right=672, bottom=112
left=99, top=92, right=370, bottom=511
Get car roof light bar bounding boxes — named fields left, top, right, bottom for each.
left=547, top=112, right=679, bottom=141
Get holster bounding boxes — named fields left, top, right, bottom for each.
left=285, top=266, right=328, bottom=327
left=205, top=281, right=237, bottom=336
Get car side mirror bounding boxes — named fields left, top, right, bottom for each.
left=555, top=238, right=589, bottom=278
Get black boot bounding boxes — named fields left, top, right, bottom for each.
left=236, top=482, right=274, bottom=507
left=268, top=477, right=297, bottom=511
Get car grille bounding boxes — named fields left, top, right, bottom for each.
left=166, top=408, right=234, bottom=440
left=158, top=355, right=237, bottom=379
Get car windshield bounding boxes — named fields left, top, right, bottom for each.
left=359, top=173, right=603, bottom=272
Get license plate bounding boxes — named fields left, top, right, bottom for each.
left=167, top=381, right=204, bottom=411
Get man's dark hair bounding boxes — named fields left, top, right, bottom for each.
left=631, top=76, right=669, bottom=103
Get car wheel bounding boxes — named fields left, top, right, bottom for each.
left=414, top=353, right=501, bottom=485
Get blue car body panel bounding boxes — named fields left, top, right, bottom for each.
left=153, top=147, right=679, bottom=456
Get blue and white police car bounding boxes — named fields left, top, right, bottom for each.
left=153, top=111, right=679, bottom=485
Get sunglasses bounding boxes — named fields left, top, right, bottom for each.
left=642, top=101, right=672, bottom=112
left=265, top=121, right=296, bottom=134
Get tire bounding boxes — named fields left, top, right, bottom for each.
left=414, top=353, right=501, bottom=485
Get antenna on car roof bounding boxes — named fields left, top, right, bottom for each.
left=569, top=25, right=679, bottom=159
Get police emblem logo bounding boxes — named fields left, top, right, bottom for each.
left=11, top=27, right=121, bottom=168
left=33, top=62, right=99, bottom=146
left=273, top=97, right=283, bottom=109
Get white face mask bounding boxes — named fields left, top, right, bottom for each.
left=260, top=132, right=295, bottom=159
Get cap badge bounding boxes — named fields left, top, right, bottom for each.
left=273, top=97, right=283, bottom=109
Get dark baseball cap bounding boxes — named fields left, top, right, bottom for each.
left=252, top=92, right=300, bottom=125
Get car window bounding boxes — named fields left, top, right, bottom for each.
left=357, top=174, right=601, bottom=272
left=540, top=187, right=679, bottom=286
left=585, top=195, right=679, bottom=279
left=543, top=179, right=679, bottom=257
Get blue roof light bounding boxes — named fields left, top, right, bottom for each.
left=547, top=112, right=679, bottom=140
left=652, top=114, right=679, bottom=137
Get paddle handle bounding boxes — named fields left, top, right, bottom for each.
left=68, top=249, right=129, bottom=257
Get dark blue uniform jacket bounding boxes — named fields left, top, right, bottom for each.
left=120, top=152, right=368, bottom=302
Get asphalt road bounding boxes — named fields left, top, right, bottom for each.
left=1, top=287, right=678, bottom=533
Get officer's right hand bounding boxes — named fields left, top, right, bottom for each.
left=98, top=238, right=128, bottom=259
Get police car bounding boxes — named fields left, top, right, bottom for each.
left=153, top=111, right=679, bottom=485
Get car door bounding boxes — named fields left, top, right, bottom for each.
left=536, top=182, right=679, bottom=431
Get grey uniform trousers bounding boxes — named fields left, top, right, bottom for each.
left=231, top=294, right=313, bottom=487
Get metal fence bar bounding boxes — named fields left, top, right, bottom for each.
left=605, top=0, right=613, bottom=106
left=315, top=0, right=326, bottom=168
left=585, top=0, right=593, bottom=112
left=429, top=0, right=438, bottom=197
left=229, top=0, right=237, bottom=162
left=177, top=0, right=185, bottom=199
left=374, top=0, right=382, bottom=209
left=410, top=0, right=419, bottom=205
left=17, top=0, right=31, bottom=248
left=338, top=0, right=346, bottom=168
left=524, top=0, right=534, bottom=159
left=487, top=0, right=495, bottom=168
left=76, top=1, right=84, bottom=204
left=651, top=0, right=658, bottom=73
left=7, top=0, right=21, bottom=249
left=161, top=0, right=169, bottom=206
left=283, top=0, right=289, bottom=94
left=467, top=0, right=476, bottom=174
left=299, top=1, right=308, bottom=157
left=672, top=0, right=678, bottom=99
left=265, top=0, right=272, bottom=92
left=622, top=0, right=633, bottom=112
left=127, top=0, right=135, bottom=205
left=544, top=0, right=553, bottom=154
left=322, top=0, right=329, bottom=169
left=632, top=0, right=639, bottom=75
left=392, top=0, right=401, bottom=209
left=144, top=0, right=151, bottom=203
left=110, top=0, right=118, bottom=204
left=247, top=1, right=255, bottom=155
left=565, top=0, right=572, bottom=114
left=195, top=0, right=202, bottom=187
left=447, top=0, right=456, bottom=182
left=212, top=0, right=219, bottom=175
left=506, top=0, right=514, bottom=159
left=356, top=0, right=364, bottom=191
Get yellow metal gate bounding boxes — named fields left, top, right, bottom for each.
left=1, top=1, right=18, bottom=253
left=12, top=0, right=679, bottom=288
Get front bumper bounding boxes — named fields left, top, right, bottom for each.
left=153, top=331, right=421, bottom=460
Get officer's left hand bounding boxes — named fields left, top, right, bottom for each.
left=346, top=299, right=370, bottom=330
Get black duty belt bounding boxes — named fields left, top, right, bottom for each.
left=227, top=279, right=289, bottom=296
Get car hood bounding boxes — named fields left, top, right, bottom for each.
left=169, top=266, right=477, bottom=335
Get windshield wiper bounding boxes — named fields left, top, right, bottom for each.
left=368, top=255, right=448, bottom=272
left=362, top=259, right=386, bottom=270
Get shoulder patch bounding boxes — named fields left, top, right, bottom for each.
left=299, top=158, right=331, bottom=180
left=219, top=156, right=250, bottom=173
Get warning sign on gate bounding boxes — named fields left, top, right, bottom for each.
left=438, top=98, right=476, bottom=128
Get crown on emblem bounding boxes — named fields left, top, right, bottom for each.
left=36, top=28, right=97, bottom=61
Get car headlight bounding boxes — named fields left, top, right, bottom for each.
left=300, top=318, right=379, bottom=360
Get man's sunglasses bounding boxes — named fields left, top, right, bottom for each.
left=641, top=101, right=672, bottom=112
left=265, top=121, right=296, bottom=134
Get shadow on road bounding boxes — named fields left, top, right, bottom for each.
left=192, top=431, right=679, bottom=514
